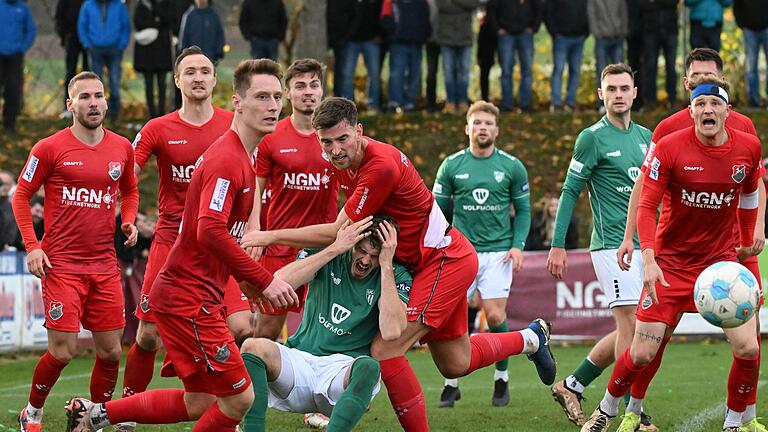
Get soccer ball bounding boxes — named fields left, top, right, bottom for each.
left=694, top=261, right=761, bottom=328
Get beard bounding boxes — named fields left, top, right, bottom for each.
left=75, top=110, right=104, bottom=129
left=475, top=137, right=494, bottom=148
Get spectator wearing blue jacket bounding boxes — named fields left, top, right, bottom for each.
left=78, top=0, right=131, bottom=120
left=178, top=0, right=225, bottom=64
left=0, top=0, right=35, bottom=132
left=685, top=0, right=731, bottom=52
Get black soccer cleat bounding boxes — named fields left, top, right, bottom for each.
left=437, top=385, right=461, bottom=408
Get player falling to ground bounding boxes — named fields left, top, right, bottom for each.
left=251, top=58, right=339, bottom=339
left=546, top=63, right=657, bottom=431
left=617, top=48, right=767, bottom=432
left=240, top=216, right=410, bottom=431
left=432, top=101, right=531, bottom=408
left=581, top=78, right=762, bottom=432
left=119, top=46, right=253, bottom=431
left=64, top=59, right=297, bottom=432
left=12, top=71, right=139, bottom=432
left=241, top=97, right=556, bottom=431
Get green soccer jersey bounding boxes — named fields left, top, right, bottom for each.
left=433, top=147, right=531, bottom=252
left=286, top=250, right=412, bottom=358
left=553, top=116, right=652, bottom=250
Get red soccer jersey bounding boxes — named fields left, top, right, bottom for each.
left=336, top=138, right=439, bottom=269
left=151, top=130, right=273, bottom=317
left=133, top=108, right=234, bottom=245
left=256, top=117, right=339, bottom=257
left=639, top=127, right=762, bottom=272
left=14, top=128, right=138, bottom=274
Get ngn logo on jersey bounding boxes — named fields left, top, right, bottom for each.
left=172, top=164, right=196, bottom=183
left=681, top=188, right=735, bottom=209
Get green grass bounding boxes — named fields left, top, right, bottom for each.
left=0, top=340, right=766, bottom=431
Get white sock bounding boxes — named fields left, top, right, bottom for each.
left=565, top=375, right=585, bottom=394
left=444, top=378, right=459, bottom=388
left=743, top=404, right=757, bottom=423
left=626, top=397, right=643, bottom=415
left=599, top=390, right=621, bottom=417
left=494, top=370, right=509, bottom=382
left=520, top=328, right=539, bottom=354
left=25, top=403, right=43, bottom=423
left=724, top=407, right=744, bottom=428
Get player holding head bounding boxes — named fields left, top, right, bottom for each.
left=13, top=71, right=139, bottom=432
left=241, top=96, right=556, bottom=431
left=252, top=58, right=339, bottom=340
left=240, top=216, right=410, bottom=430
left=546, top=64, right=657, bottom=430
left=64, top=59, right=297, bottom=432
left=432, top=101, right=532, bottom=407
left=581, top=77, right=763, bottom=432
left=119, top=46, right=253, bottom=428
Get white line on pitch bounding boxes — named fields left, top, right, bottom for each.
left=676, top=380, right=767, bottom=432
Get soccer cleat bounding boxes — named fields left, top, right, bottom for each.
left=18, top=407, right=42, bottom=432
left=491, top=379, right=509, bottom=407
left=617, top=412, right=641, bottom=432
left=723, top=428, right=740, bottom=432
left=580, top=408, right=615, bottom=432
left=527, top=319, right=557, bottom=385
left=303, top=412, right=329, bottom=429
left=65, top=397, right=96, bottom=432
left=639, top=412, right=659, bottom=431
left=742, top=418, right=768, bottom=432
left=437, top=385, right=461, bottom=408
left=550, top=379, right=585, bottom=425
left=113, top=422, right=137, bottom=432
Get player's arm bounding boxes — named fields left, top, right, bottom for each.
left=12, top=144, right=52, bottom=277
left=637, top=147, right=671, bottom=304
left=507, top=161, right=531, bottom=273
left=119, top=145, right=140, bottom=246
left=433, top=158, right=454, bottom=221
left=241, top=210, right=349, bottom=249
left=736, top=163, right=761, bottom=251
left=132, top=123, right=156, bottom=177
left=618, top=176, right=643, bottom=270
left=376, top=221, right=408, bottom=341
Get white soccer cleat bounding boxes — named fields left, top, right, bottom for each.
left=304, top=412, right=330, bottom=429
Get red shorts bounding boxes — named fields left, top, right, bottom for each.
left=255, top=254, right=307, bottom=314
left=407, top=227, right=478, bottom=344
left=636, top=266, right=698, bottom=327
left=155, top=310, right=251, bottom=397
left=41, top=272, right=125, bottom=332
left=137, top=242, right=250, bottom=321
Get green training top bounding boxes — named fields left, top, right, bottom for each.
left=553, top=116, right=651, bottom=250
left=433, top=147, right=531, bottom=252
left=286, top=250, right=412, bottom=358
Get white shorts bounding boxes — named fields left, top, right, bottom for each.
left=590, top=249, right=644, bottom=308
left=466, top=251, right=514, bottom=301
left=267, top=343, right=381, bottom=417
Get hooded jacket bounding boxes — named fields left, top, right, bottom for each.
left=78, top=0, right=131, bottom=50
left=0, top=0, right=36, bottom=55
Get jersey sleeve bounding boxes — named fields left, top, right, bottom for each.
left=132, top=121, right=158, bottom=169
left=119, top=140, right=139, bottom=224
left=255, top=135, right=273, bottom=179
left=509, top=159, right=531, bottom=249
left=432, top=157, right=453, bottom=217
left=342, top=157, right=399, bottom=222
left=12, top=140, right=54, bottom=252
left=393, top=263, right=412, bottom=304
left=552, top=131, right=596, bottom=247
left=637, top=138, right=674, bottom=250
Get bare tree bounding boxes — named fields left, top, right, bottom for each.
left=292, top=0, right=327, bottom=61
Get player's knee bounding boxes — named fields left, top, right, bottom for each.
left=349, top=357, right=380, bottom=393
left=241, top=337, right=275, bottom=360
left=99, top=346, right=122, bottom=362
left=629, top=347, right=656, bottom=367
left=732, top=338, right=760, bottom=359
left=136, top=326, right=161, bottom=351
left=485, top=311, right=506, bottom=328
left=227, top=386, right=255, bottom=418
left=48, top=349, right=73, bottom=365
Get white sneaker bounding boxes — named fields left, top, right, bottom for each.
left=304, top=412, right=330, bottom=429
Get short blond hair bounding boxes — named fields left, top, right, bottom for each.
left=67, top=71, right=101, bottom=98
left=466, top=100, right=499, bottom=122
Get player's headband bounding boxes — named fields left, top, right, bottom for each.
left=690, top=84, right=729, bottom=105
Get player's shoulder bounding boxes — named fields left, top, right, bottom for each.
left=213, top=107, right=235, bottom=121
left=655, top=126, right=693, bottom=153
left=727, top=110, right=757, bottom=134
left=633, top=121, right=653, bottom=138
left=104, top=128, right=132, bottom=147
left=445, top=148, right=468, bottom=162
left=364, top=138, right=403, bottom=166
left=495, top=147, right=519, bottom=162
left=729, top=127, right=761, bottom=151
left=653, top=109, right=691, bottom=139
left=584, top=117, right=609, bottom=136
left=34, top=128, right=70, bottom=151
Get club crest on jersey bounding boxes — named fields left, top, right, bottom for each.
left=214, top=344, right=230, bottom=362
left=366, top=289, right=375, bottom=305
left=628, top=167, right=641, bottom=182
left=140, top=295, right=150, bottom=313
left=641, top=294, right=652, bottom=310
left=108, top=162, right=122, bottom=181
left=49, top=301, right=63, bottom=320
left=331, top=303, right=351, bottom=324
left=732, top=164, right=746, bottom=183
left=494, top=171, right=504, bottom=183
left=472, top=188, right=489, bottom=205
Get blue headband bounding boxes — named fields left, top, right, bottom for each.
left=690, top=84, right=729, bottom=104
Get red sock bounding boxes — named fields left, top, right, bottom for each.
left=630, top=335, right=670, bottom=399
left=29, top=351, right=68, bottom=408
left=105, top=388, right=190, bottom=424
left=90, top=356, right=120, bottom=403
left=466, top=331, right=524, bottom=374
left=380, top=356, right=429, bottom=432
left=192, top=402, right=240, bottom=431
left=727, top=354, right=759, bottom=412
left=607, top=349, right=645, bottom=398
left=747, top=335, right=760, bottom=405
left=122, top=343, right=157, bottom=397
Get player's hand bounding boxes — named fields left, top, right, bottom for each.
left=504, top=247, right=524, bottom=273
left=547, top=247, right=567, bottom=279
left=121, top=223, right=138, bottom=247
left=749, top=227, right=766, bottom=257
left=261, top=277, right=299, bottom=310
left=245, top=246, right=264, bottom=261
left=331, top=217, right=373, bottom=253
left=642, top=260, right=668, bottom=305
left=617, top=239, right=635, bottom=271
left=377, top=220, right=398, bottom=263
left=27, top=248, right=52, bottom=278
left=240, top=230, right=274, bottom=249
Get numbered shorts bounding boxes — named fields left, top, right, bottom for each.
left=635, top=265, right=698, bottom=327
left=41, top=272, right=125, bottom=332
left=590, top=249, right=644, bottom=308
left=267, top=343, right=380, bottom=417
left=466, top=251, right=513, bottom=301
left=256, top=254, right=307, bottom=315
left=155, top=310, right=251, bottom=397
left=136, top=241, right=250, bottom=321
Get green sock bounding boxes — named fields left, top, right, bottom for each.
left=242, top=353, right=269, bottom=432
left=623, top=391, right=631, bottom=408
left=489, top=321, right=510, bottom=371
left=327, top=357, right=380, bottom=432
left=571, top=358, right=604, bottom=388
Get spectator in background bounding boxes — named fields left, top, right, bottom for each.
left=171, top=0, right=192, bottom=109
left=545, top=0, right=588, bottom=112
left=340, top=0, right=383, bottom=112
left=436, top=0, right=480, bottom=113
left=78, top=0, right=130, bottom=121
left=476, top=6, right=497, bottom=103
left=487, top=0, right=544, bottom=113
left=327, top=0, right=354, bottom=96
left=640, top=0, right=678, bottom=110
left=734, top=0, right=768, bottom=109
left=115, top=211, right=154, bottom=345
left=238, top=0, right=286, bottom=61
left=626, top=0, right=644, bottom=111
left=178, top=0, right=225, bottom=64
left=424, top=0, right=441, bottom=112
left=381, top=0, right=431, bottom=112
left=588, top=0, right=628, bottom=112
left=55, top=0, right=88, bottom=119
left=685, top=0, right=730, bottom=51
left=526, top=196, right=578, bottom=250
left=30, top=195, right=44, bottom=243
left=134, top=0, right=174, bottom=119
left=0, top=171, right=21, bottom=250
left=0, top=0, right=35, bottom=132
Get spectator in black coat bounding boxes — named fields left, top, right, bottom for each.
left=238, top=0, right=287, bottom=61
left=134, top=0, right=175, bottom=118
left=526, top=196, right=579, bottom=251
left=640, top=0, right=678, bottom=110
left=55, top=0, right=88, bottom=118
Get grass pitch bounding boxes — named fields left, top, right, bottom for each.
left=0, top=340, right=765, bottom=431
